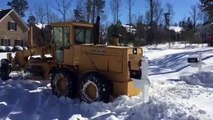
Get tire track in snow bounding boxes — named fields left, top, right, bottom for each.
left=149, top=49, right=213, bottom=75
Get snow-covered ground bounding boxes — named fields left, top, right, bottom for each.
left=0, top=43, right=213, bottom=120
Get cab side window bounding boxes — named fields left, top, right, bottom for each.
left=74, top=27, right=92, bottom=44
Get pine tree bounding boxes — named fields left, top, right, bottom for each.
left=95, top=0, right=105, bottom=16
left=7, top=0, right=29, bottom=17
left=200, top=0, right=213, bottom=21
left=74, top=0, right=85, bottom=21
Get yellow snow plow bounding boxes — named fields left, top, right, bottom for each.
left=0, top=17, right=144, bottom=102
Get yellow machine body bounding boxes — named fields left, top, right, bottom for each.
left=8, top=21, right=143, bottom=101
left=79, top=45, right=142, bottom=97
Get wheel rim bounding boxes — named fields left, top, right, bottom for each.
left=83, top=80, right=99, bottom=102
left=54, top=73, right=69, bottom=96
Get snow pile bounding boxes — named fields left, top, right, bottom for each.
left=0, top=43, right=213, bottom=119
left=13, top=46, right=23, bottom=51
left=0, top=46, right=7, bottom=52
left=0, top=46, right=26, bottom=52
left=23, top=46, right=28, bottom=50
left=151, top=81, right=213, bottom=119
left=0, top=79, right=211, bottom=120
left=180, top=72, right=213, bottom=88
left=6, top=46, right=14, bottom=52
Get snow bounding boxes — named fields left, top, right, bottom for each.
left=1, top=42, right=213, bottom=120
left=0, top=46, right=26, bottom=52
left=6, top=46, right=13, bottom=52
left=0, top=46, right=7, bottom=52
left=35, top=23, right=46, bottom=29
left=169, top=26, right=183, bottom=33
left=30, top=54, right=53, bottom=59
left=14, top=46, right=23, bottom=51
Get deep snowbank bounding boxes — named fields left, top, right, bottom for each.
left=180, top=72, right=213, bottom=88
left=0, top=43, right=213, bottom=120
left=0, top=76, right=212, bottom=120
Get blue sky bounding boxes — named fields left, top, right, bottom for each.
left=0, top=0, right=200, bottom=24
left=117, top=0, right=200, bottom=24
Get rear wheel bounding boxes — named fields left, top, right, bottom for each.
left=51, top=69, right=77, bottom=98
left=80, top=72, right=111, bottom=103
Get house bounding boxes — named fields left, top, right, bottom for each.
left=195, top=22, right=213, bottom=44
left=122, top=24, right=137, bottom=34
left=169, top=26, right=183, bottom=33
left=0, top=9, right=28, bottom=47
left=168, top=26, right=183, bottom=41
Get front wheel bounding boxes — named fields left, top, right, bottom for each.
left=51, top=69, right=77, bottom=98
left=80, top=72, right=112, bottom=103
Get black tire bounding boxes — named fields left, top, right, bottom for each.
left=48, top=67, right=57, bottom=80
left=80, top=72, right=112, bottom=103
left=51, top=69, right=77, bottom=98
left=0, top=59, right=11, bottom=81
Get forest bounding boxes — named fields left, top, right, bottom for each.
left=5, top=0, right=213, bottom=46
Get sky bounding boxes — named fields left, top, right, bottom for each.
left=0, top=0, right=200, bottom=24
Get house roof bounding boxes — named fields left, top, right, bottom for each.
left=0, top=9, right=12, bottom=20
left=0, top=9, right=28, bottom=31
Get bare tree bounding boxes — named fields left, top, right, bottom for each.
left=131, top=14, right=138, bottom=25
left=137, top=14, right=144, bottom=23
left=53, top=0, right=72, bottom=22
left=46, top=2, right=52, bottom=24
left=190, top=4, right=200, bottom=30
left=127, top=0, right=135, bottom=26
left=42, top=1, right=59, bottom=24
left=150, top=0, right=153, bottom=25
left=34, top=4, right=47, bottom=24
left=85, top=0, right=92, bottom=23
left=145, top=0, right=163, bottom=25
left=85, top=0, right=105, bottom=23
left=145, top=0, right=163, bottom=44
left=49, top=11, right=60, bottom=23
left=110, top=0, right=121, bottom=24
left=144, top=11, right=151, bottom=24
left=153, top=0, right=163, bottom=24
left=143, top=0, right=154, bottom=44
left=165, top=2, right=174, bottom=24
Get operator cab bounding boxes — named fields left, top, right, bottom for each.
left=51, top=22, right=94, bottom=64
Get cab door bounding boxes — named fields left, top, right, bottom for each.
left=53, top=26, right=70, bottom=63
left=73, top=26, right=93, bottom=65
